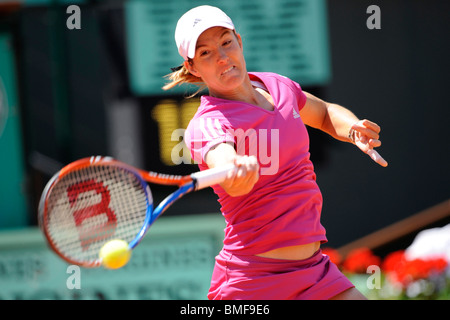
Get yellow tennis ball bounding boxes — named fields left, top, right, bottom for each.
left=99, top=239, right=131, bottom=269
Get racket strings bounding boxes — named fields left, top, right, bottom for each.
left=45, top=165, right=149, bottom=265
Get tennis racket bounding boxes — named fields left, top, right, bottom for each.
left=38, top=156, right=234, bottom=268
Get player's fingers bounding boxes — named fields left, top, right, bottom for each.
left=246, top=162, right=260, bottom=184
left=361, top=119, right=381, bottom=133
left=236, top=166, right=246, bottom=179
left=227, top=164, right=238, bottom=180
left=235, top=156, right=259, bottom=186
left=234, top=157, right=246, bottom=179
left=243, top=163, right=259, bottom=183
left=232, top=156, right=250, bottom=179
left=367, top=149, right=388, bottom=167
left=246, top=156, right=259, bottom=174
left=235, top=155, right=258, bottom=170
left=369, top=139, right=381, bottom=148
left=352, top=124, right=379, bottom=140
left=353, top=119, right=381, bottom=134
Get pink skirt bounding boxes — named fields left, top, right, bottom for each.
left=208, top=249, right=354, bottom=300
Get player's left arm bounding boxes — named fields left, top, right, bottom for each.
left=300, top=91, right=388, bottom=167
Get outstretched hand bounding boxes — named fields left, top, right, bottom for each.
left=351, top=119, right=388, bottom=167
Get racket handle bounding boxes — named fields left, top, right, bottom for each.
left=191, top=163, right=235, bottom=190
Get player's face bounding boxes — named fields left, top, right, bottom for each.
left=186, top=27, right=247, bottom=96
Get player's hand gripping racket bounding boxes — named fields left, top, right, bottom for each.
left=38, top=156, right=234, bottom=269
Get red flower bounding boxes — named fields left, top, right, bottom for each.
left=322, top=247, right=342, bottom=266
left=382, top=250, right=449, bottom=287
left=431, top=257, right=448, bottom=273
left=404, top=258, right=431, bottom=279
left=382, top=250, right=406, bottom=273
left=342, top=248, right=381, bottom=274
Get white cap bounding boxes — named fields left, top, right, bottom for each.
left=175, top=6, right=235, bottom=61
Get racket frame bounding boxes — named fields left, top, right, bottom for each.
left=39, top=156, right=234, bottom=268
left=39, top=156, right=153, bottom=267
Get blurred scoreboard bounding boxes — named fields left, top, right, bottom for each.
left=10, top=0, right=331, bottom=219
left=122, top=0, right=331, bottom=212
left=125, top=0, right=331, bottom=96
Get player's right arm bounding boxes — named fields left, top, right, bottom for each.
left=205, top=142, right=259, bottom=197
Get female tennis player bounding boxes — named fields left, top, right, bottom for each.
left=164, top=5, right=388, bottom=300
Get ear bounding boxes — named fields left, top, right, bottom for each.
left=184, top=60, right=201, bottom=78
